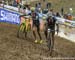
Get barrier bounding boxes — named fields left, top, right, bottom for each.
left=55, top=17, right=75, bottom=42
left=57, top=24, right=75, bottom=42
left=0, top=8, right=20, bottom=24
left=55, top=17, right=75, bottom=27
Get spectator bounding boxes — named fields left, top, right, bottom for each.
left=63, top=14, right=68, bottom=19
left=47, top=9, right=55, bottom=17
left=61, top=7, right=64, bottom=15
left=37, top=2, right=41, bottom=8
left=67, top=14, right=73, bottom=20
left=46, top=2, right=51, bottom=9
left=56, top=12, right=61, bottom=17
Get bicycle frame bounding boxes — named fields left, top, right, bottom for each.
left=20, top=16, right=32, bottom=31
left=17, top=16, right=32, bottom=38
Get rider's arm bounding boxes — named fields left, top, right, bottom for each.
left=19, top=14, right=26, bottom=18
left=54, top=17, right=59, bottom=35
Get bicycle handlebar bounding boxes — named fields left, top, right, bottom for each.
left=47, top=28, right=58, bottom=32
left=19, top=15, right=31, bottom=18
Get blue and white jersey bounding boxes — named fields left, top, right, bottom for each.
left=25, top=8, right=31, bottom=15
left=37, top=12, right=43, bottom=21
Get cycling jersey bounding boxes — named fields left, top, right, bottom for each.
left=31, top=12, right=40, bottom=30
left=47, top=16, right=56, bottom=30
left=31, top=11, right=42, bottom=41
left=31, top=12, right=39, bottom=20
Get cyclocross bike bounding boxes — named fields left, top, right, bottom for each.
left=17, top=15, right=32, bottom=38
left=47, top=28, right=57, bottom=56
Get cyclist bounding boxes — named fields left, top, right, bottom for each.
left=44, top=13, right=59, bottom=50
left=55, top=12, right=61, bottom=35
left=30, top=7, right=43, bottom=43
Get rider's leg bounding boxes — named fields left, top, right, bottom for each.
left=33, top=30, right=36, bottom=40
left=36, top=22, right=43, bottom=43
left=50, top=31, right=55, bottom=55
left=32, top=22, right=37, bottom=40
left=51, top=31, right=55, bottom=49
left=37, top=26, right=42, bottom=40
left=44, top=30, right=47, bottom=39
left=32, top=26, right=36, bottom=40
left=44, top=25, right=48, bottom=39
left=56, top=23, right=59, bottom=35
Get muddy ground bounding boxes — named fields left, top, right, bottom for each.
left=0, top=23, right=75, bottom=60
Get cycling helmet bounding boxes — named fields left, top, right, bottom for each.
left=30, top=7, right=35, bottom=11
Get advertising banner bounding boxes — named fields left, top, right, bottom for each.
left=0, top=8, right=20, bottom=24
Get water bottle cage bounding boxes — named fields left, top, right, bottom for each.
left=47, top=28, right=55, bottom=33
left=48, top=28, right=51, bottom=33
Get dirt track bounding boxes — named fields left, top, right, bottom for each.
left=0, top=23, right=75, bottom=60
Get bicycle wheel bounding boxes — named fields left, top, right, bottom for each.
left=47, top=31, right=54, bottom=56
left=47, top=32, right=51, bottom=51
left=17, top=23, right=27, bottom=39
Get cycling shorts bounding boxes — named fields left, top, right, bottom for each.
left=33, top=20, right=40, bottom=31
